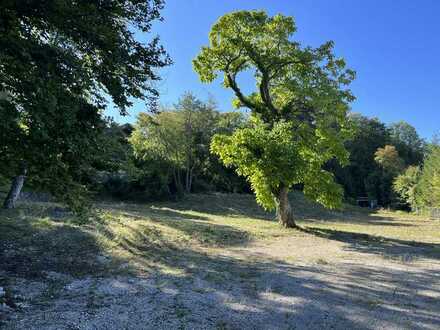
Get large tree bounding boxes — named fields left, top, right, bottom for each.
left=0, top=0, right=170, bottom=209
left=389, top=121, right=425, bottom=166
left=193, top=11, right=355, bottom=227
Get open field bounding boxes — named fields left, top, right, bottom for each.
left=1, top=193, right=440, bottom=329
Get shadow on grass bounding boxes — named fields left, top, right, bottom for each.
left=102, top=200, right=253, bottom=247
left=112, top=227, right=440, bottom=329
left=0, top=207, right=126, bottom=279
left=2, top=201, right=440, bottom=329
left=117, top=207, right=252, bottom=247
left=164, top=193, right=274, bottom=221
left=301, top=226, right=440, bottom=261
left=159, top=192, right=421, bottom=228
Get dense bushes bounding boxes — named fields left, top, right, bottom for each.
left=394, top=144, right=440, bottom=210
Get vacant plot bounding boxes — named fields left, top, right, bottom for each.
left=1, top=193, right=439, bottom=329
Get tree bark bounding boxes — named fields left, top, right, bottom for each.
left=185, top=167, right=191, bottom=193
left=185, top=165, right=195, bottom=194
left=3, top=163, right=27, bottom=209
left=173, top=168, right=184, bottom=197
left=275, top=186, right=297, bottom=228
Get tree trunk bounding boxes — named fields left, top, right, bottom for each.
left=186, top=165, right=195, bottom=194
left=3, top=164, right=27, bottom=209
left=174, top=168, right=184, bottom=197
left=275, top=186, right=297, bottom=228
left=185, top=167, right=191, bottom=193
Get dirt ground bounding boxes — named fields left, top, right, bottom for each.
left=3, top=233, right=440, bottom=330
left=1, top=194, right=440, bottom=329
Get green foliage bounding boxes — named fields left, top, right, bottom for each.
left=0, top=0, right=170, bottom=113
left=415, top=145, right=440, bottom=208
left=130, top=93, right=214, bottom=193
left=327, top=115, right=425, bottom=207
left=393, top=166, right=421, bottom=209
left=194, top=11, right=355, bottom=125
left=389, top=121, right=425, bottom=165
left=374, top=145, right=404, bottom=176
left=130, top=93, right=249, bottom=196
left=194, top=10, right=354, bottom=211
left=340, top=114, right=391, bottom=199
left=393, top=144, right=440, bottom=210
left=92, top=123, right=134, bottom=174
left=0, top=0, right=170, bottom=213
left=211, top=118, right=344, bottom=210
left=131, top=111, right=186, bottom=168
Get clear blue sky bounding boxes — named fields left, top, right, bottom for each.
left=108, top=0, right=440, bottom=140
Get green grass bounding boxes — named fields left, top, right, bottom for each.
left=1, top=192, right=439, bottom=280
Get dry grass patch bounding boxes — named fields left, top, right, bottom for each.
left=1, top=192, right=439, bottom=281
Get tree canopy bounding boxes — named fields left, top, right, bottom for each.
left=374, top=145, right=404, bottom=176
left=194, top=11, right=355, bottom=227
left=415, top=144, right=440, bottom=208
left=0, top=0, right=170, bottom=210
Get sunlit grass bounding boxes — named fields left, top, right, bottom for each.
left=1, top=192, right=439, bottom=280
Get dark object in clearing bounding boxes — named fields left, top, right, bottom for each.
left=357, top=197, right=377, bottom=208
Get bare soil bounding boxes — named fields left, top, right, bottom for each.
left=1, top=194, right=440, bottom=329
left=3, top=233, right=440, bottom=329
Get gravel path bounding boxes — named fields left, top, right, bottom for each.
left=2, top=235, right=440, bottom=329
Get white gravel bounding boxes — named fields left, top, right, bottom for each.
left=2, top=237, right=440, bottom=330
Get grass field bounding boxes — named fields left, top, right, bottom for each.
left=1, top=193, right=440, bottom=329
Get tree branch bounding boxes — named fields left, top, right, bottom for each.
left=244, top=46, right=280, bottom=117
left=226, top=72, right=257, bottom=111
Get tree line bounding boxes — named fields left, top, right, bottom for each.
left=1, top=3, right=438, bottom=224
left=82, top=92, right=436, bottom=214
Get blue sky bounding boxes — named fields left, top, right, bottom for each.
left=108, top=0, right=440, bottom=139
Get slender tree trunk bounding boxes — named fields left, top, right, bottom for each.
left=175, top=168, right=184, bottom=197
left=275, top=186, right=297, bottom=228
left=3, top=163, right=27, bottom=209
left=188, top=172, right=192, bottom=193
left=185, top=166, right=191, bottom=193
left=186, top=165, right=195, bottom=194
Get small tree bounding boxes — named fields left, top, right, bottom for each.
left=130, top=93, right=220, bottom=194
left=415, top=145, right=440, bottom=208
left=374, top=145, right=405, bottom=176
left=194, top=11, right=355, bottom=227
left=373, top=145, right=405, bottom=205
left=130, top=111, right=186, bottom=195
left=393, top=166, right=420, bottom=210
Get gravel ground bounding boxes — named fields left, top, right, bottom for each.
left=2, top=234, right=440, bottom=330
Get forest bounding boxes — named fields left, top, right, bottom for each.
left=1, top=1, right=439, bottom=329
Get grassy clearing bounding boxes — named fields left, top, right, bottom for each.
left=1, top=192, right=439, bottom=281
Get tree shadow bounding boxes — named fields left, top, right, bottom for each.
left=164, top=193, right=274, bottom=221
left=3, top=202, right=440, bottom=329
left=301, top=226, right=440, bottom=261
left=160, top=192, right=423, bottom=228
left=71, top=231, right=440, bottom=329
left=0, top=207, right=127, bottom=279
left=109, top=206, right=252, bottom=247
left=302, top=213, right=419, bottom=227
